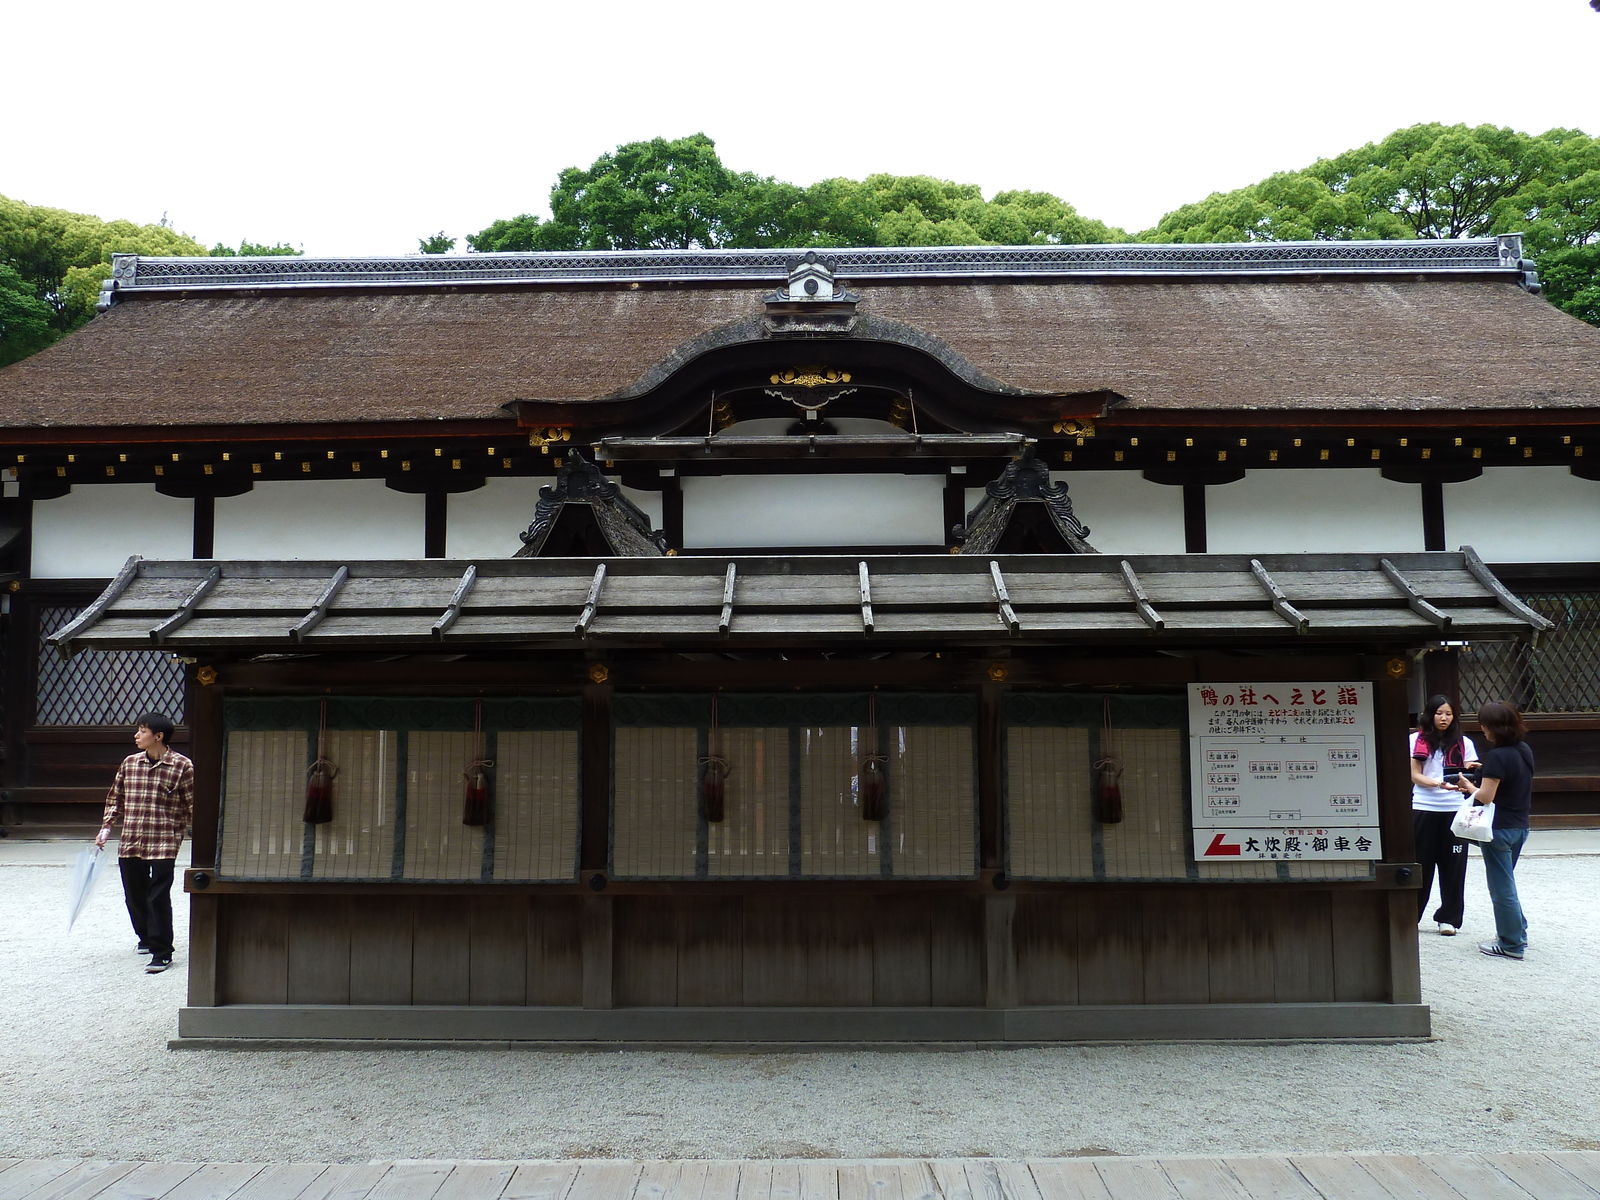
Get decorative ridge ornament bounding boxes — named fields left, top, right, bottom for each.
left=764, top=254, right=860, bottom=336
left=515, top=450, right=670, bottom=558
left=770, top=367, right=852, bottom=388
left=954, top=445, right=1096, bottom=554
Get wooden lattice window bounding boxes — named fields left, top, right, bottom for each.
left=610, top=693, right=978, bottom=880
left=219, top=697, right=580, bottom=881
left=35, top=605, right=185, bottom=726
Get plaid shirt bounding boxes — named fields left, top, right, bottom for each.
left=102, top=749, right=194, bottom=860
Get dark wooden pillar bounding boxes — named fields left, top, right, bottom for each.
left=1182, top=483, right=1207, bottom=552
left=423, top=493, right=447, bottom=559
left=192, top=495, right=215, bottom=559
left=187, top=666, right=224, bottom=868
left=580, top=681, right=612, bottom=872
left=1373, top=669, right=1416, bottom=865
left=1421, top=481, right=1445, bottom=552
left=1422, top=649, right=1460, bottom=711
left=978, top=680, right=1004, bottom=872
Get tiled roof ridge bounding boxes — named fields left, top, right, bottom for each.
left=103, top=236, right=1536, bottom=301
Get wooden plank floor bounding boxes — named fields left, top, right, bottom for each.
left=0, top=1155, right=1596, bottom=1200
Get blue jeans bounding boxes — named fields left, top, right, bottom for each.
left=1480, top=828, right=1529, bottom=953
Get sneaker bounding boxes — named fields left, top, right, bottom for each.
left=145, top=957, right=173, bottom=974
left=1478, top=941, right=1524, bottom=960
left=136, top=942, right=149, bottom=953
left=1437, top=924, right=1458, bottom=937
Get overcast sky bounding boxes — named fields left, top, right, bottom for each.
left=7, top=0, right=1598, bottom=257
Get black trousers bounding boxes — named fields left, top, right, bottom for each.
left=118, top=856, right=176, bottom=959
left=1413, top=809, right=1468, bottom=928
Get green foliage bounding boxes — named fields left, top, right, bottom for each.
left=1144, top=122, right=1600, bottom=326
left=210, top=240, right=303, bottom=257
left=466, top=134, right=1129, bottom=253
left=0, top=264, right=54, bottom=368
left=416, top=232, right=456, bottom=254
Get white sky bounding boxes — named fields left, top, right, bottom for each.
left=6, top=0, right=1598, bottom=257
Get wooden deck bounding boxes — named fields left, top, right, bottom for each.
left=3, top=1154, right=1598, bottom=1200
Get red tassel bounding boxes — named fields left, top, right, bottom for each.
left=304, top=760, right=335, bottom=825
left=1093, top=761, right=1124, bottom=825
left=462, top=765, right=491, bottom=827
left=701, top=755, right=728, bottom=823
left=860, top=756, right=887, bottom=822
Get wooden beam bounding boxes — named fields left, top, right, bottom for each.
left=187, top=664, right=224, bottom=870
left=1119, top=560, right=1165, bottom=630
left=1249, top=559, right=1309, bottom=633
left=574, top=564, right=607, bottom=636
left=1460, top=546, right=1556, bottom=631
left=431, top=565, right=478, bottom=638
left=289, top=565, right=350, bottom=643
left=50, top=555, right=142, bottom=652
left=987, top=561, right=1020, bottom=634
left=149, top=565, right=221, bottom=643
left=1379, top=558, right=1451, bottom=630
left=718, top=563, right=737, bottom=635
left=858, top=561, right=875, bottom=634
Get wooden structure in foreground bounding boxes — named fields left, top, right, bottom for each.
left=56, top=549, right=1546, bottom=1045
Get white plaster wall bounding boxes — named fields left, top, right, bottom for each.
left=1049, top=471, right=1187, bottom=555
left=1207, top=469, right=1424, bottom=554
left=444, top=477, right=664, bottom=558
left=31, top=484, right=193, bottom=578
left=214, top=480, right=425, bottom=559
left=1444, top=466, right=1600, bottom=562
left=682, top=474, right=944, bottom=548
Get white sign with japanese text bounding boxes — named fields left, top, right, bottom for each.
left=1188, top=682, right=1382, bottom=861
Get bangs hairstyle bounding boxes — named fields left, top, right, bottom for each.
left=1476, top=702, right=1527, bottom=747
left=136, top=712, right=176, bottom=743
left=1417, top=694, right=1462, bottom=756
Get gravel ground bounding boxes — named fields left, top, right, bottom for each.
left=2, top=844, right=1597, bottom=1162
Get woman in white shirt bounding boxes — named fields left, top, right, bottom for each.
left=1410, top=695, right=1479, bottom=935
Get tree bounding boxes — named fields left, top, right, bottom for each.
left=417, top=232, right=456, bottom=254
left=466, top=135, right=1127, bottom=253
left=210, top=240, right=303, bottom=257
left=1144, top=123, right=1600, bottom=326
left=0, top=264, right=53, bottom=368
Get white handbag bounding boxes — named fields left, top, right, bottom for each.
left=1451, top=800, right=1496, bottom=843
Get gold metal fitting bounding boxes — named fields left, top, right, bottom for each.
left=770, top=366, right=850, bottom=388
left=196, top=665, right=218, bottom=686
left=987, top=662, right=1010, bottom=682
left=1052, top=419, right=1096, bottom=438
left=528, top=427, right=573, bottom=453
left=588, top=663, right=610, bottom=684
left=1386, top=658, right=1408, bottom=679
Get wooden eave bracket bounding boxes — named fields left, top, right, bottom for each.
left=575, top=563, right=607, bottom=636
left=290, top=565, right=351, bottom=642
left=718, top=563, right=737, bottom=636
left=150, top=565, right=222, bottom=643
left=988, top=561, right=1021, bottom=635
left=432, top=565, right=478, bottom=639
left=1119, top=560, right=1165, bottom=630
left=1249, top=559, right=1310, bottom=633
left=1459, top=546, right=1556, bottom=633
left=1380, top=557, right=1452, bottom=631
left=858, top=561, right=875, bottom=635
left=52, top=554, right=143, bottom=657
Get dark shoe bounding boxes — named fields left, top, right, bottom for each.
left=1478, top=941, right=1524, bottom=960
left=145, top=957, right=173, bottom=974
left=136, top=942, right=149, bottom=953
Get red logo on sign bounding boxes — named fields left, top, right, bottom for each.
left=1204, top=833, right=1241, bottom=857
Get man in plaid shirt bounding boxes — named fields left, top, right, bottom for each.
left=95, top=712, right=194, bottom=974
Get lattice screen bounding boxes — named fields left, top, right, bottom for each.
left=218, top=697, right=579, bottom=881
left=1459, top=590, right=1600, bottom=714
left=611, top=694, right=977, bottom=880
left=1005, top=693, right=1373, bottom=882
left=35, top=605, right=185, bottom=725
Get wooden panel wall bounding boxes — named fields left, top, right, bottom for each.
left=213, top=886, right=1392, bottom=1009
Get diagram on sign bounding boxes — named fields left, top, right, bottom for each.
left=1188, top=682, right=1382, bottom=861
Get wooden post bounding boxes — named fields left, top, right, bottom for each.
left=978, top=681, right=1004, bottom=871
left=581, top=895, right=614, bottom=1009
left=984, top=895, right=1016, bottom=1009
left=187, top=892, right=219, bottom=1006
left=580, top=682, right=611, bottom=872
left=1387, top=890, right=1423, bottom=1003
left=1373, top=673, right=1416, bottom=865
left=187, top=666, right=224, bottom=869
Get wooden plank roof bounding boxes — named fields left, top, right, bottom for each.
left=51, top=550, right=1549, bottom=656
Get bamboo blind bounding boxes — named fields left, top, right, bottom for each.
left=888, top=726, right=975, bottom=878
left=707, top=728, right=790, bottom=878
left=219, top=730, right=307, bottom=878
left=493, top=730, right=581, bottom=881
left=1099, top=729, right=1189, bottom=879
left=612, top=727, right=700, bottom=877
left=403, top=731, right=485, bottom=880
left=798, top=726, right=879, bottom=876
left=1006, top=726, right=1094, bottom=879
left=312, top=730, right=398, bottom=880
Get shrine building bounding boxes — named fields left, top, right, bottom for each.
left=0, top=237, right=1596, bottom=1044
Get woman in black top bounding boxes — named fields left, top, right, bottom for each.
left=1456, top=702, right=1535, bottom=960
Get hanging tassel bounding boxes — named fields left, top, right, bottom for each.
left=700, top=694, right=728, bottom=823
left=1092, top=694, right=1124, bottom=825
left=463, top=699, right=494, bottom=827
left=860, top=694, right=888, bottom=822
left=304, top=698, right=337, bottom=825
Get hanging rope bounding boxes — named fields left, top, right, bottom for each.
left=462, top=698, right=494, bottom=827
left=699, top=694, right=728, bottom=823
left=1092, top=694, right=1124, bottom=825
left=860, top=692, right=888, bottom=822
left=303, top=697, right=337, bottom=825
